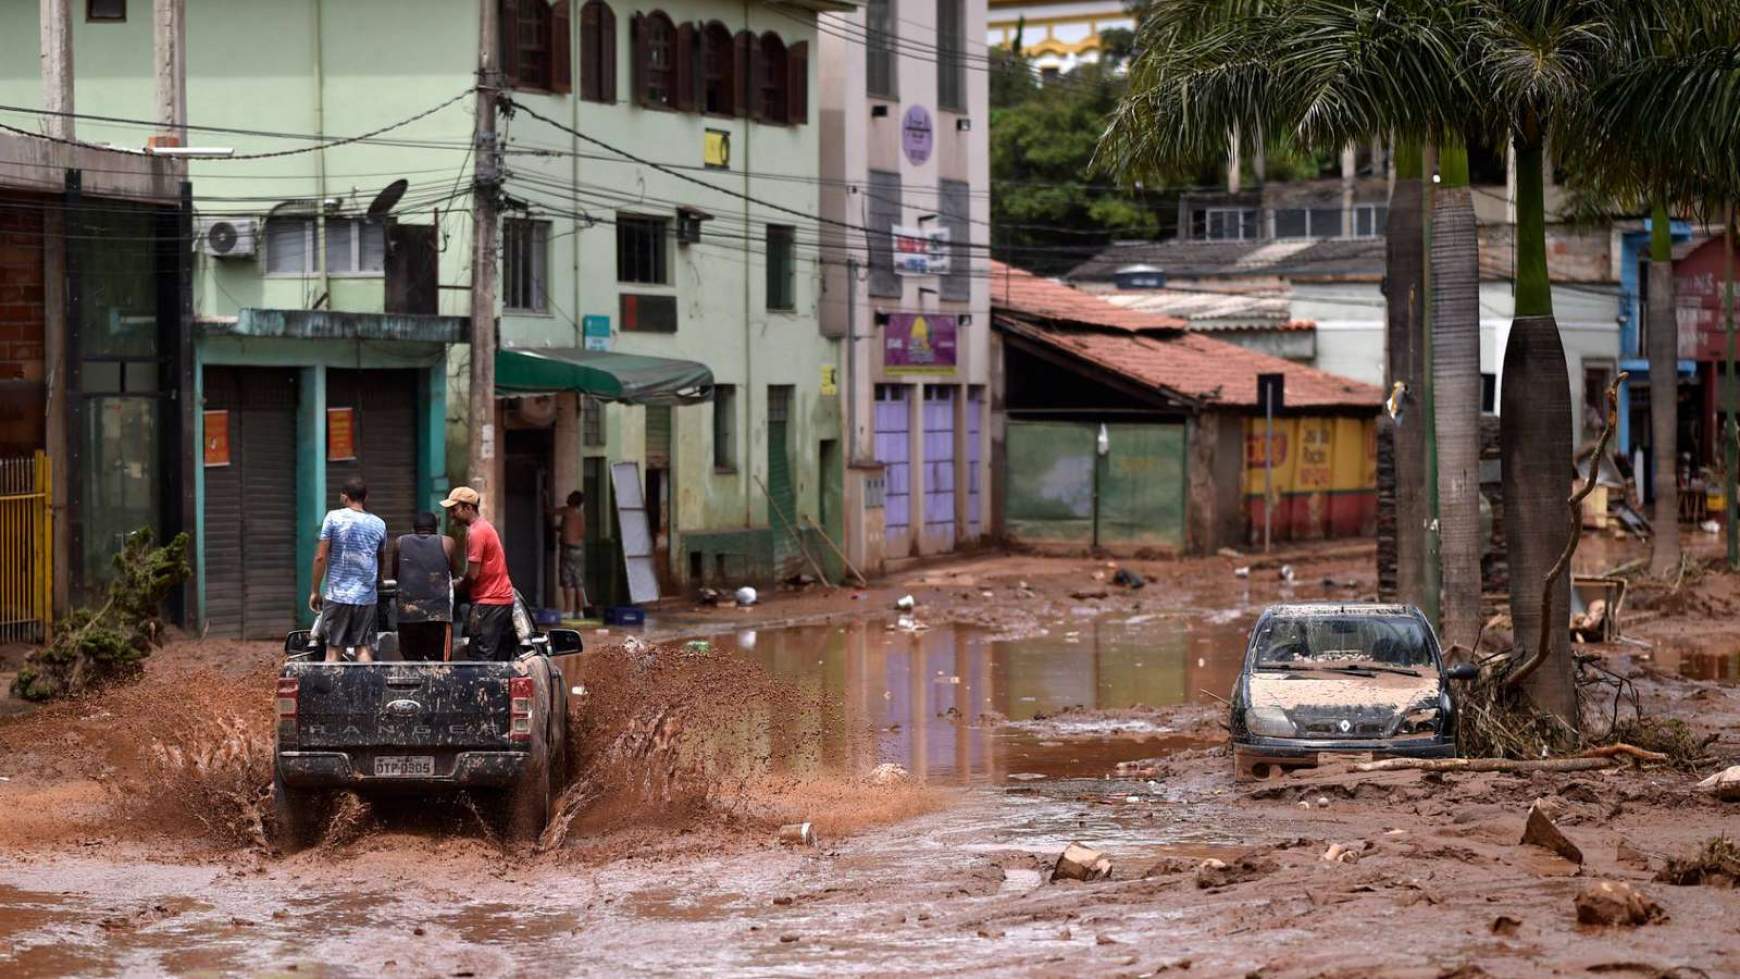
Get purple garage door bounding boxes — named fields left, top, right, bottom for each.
left=924, top=386, right=956, bottom=541
left=875, top=385, right=910, bottom=537
left=967, top=387, right=983, bottom=537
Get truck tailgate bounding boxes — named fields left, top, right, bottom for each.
left=287, top=662, right=518, bottom=751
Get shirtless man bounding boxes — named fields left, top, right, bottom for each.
left=554, top=490, right=588, bottom=619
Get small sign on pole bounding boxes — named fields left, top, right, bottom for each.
left=1258, top=373, right=1284, bottom=553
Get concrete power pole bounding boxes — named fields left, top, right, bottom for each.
left=40, top=0, right=73, bottom=141
left=153, top=0, right=188, bottom=144
left=468, top=0, right=502, bottom=522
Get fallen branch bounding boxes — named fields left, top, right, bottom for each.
left=1581, top=742, right=1669, bottom=764
left=1507, top=372, right=1627, bottom=691
left=1354, top=757, right=1619, bottom=773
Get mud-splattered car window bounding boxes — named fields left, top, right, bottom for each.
left=1251, top=614, right=1433, bottom=671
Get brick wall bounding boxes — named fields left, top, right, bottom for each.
left=0, top=193, right=47, bottom=455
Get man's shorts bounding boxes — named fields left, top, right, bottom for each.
left=318, top=602, right=377, bottom=649
left=466, top=602, right=516, bottom=662
left=559, top=544, right=586, bottom=589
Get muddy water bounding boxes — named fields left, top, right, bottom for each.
left=708, top=610, right=1250, bottom=783
left=0, top=607, right=1261, bottom=978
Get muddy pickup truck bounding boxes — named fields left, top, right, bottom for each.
left=271, top=601, right=582, bottom=850
left=1230, top=603, right=1478, bottom=780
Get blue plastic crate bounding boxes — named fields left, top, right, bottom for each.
left=603, top=605, right=646, bottom=626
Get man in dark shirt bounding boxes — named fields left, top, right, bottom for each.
left=440, top=486, right=518, bottom=661
left=393, top=511, right=459, bottom=661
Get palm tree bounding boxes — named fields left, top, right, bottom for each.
left=1431, top=136, right=1483, bottom=656
left=1098, top=1, right=1464, bottom=618
left=1645, top=201, right=1680, bottom=578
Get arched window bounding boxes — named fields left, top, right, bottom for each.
left=633, top=10, right=678, bottom=109
left=702, top=21, right=735, bottom=116
left=579, top=0, right=616, bottom=103
left=758, top=32, right=787, bottom=123
left=500, top=0, right=572, bottom=93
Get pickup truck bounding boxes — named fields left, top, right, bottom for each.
left=271, top=594, right=583, bottom=850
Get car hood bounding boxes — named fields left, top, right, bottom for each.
left=1248, top=669, right=1440, bottom=738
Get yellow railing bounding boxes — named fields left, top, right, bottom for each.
left=0, top=452, right=52, bottom=644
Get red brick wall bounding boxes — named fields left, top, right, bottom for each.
left=0, top=193, right=47, bottom=455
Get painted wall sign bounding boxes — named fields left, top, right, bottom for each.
left=583, top=314, right=612, bottom=351
left=326, top=407, right=357, bottom=462
left=203, top=410, right=230, bottom=467
left=883, top=313, right=958, bottom=374
left=901, top=105, right=933, bottom=166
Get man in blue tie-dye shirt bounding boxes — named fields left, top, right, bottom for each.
left=309, top=477, right=388, bottom=662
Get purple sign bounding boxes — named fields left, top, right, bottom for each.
left=883, top=313, right=957, bottom=374
left=901, top=105, right=933, bottom=166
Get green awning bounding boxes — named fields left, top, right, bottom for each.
left=494, top=348, right=714, bottom=405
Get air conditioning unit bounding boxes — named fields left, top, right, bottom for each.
left=197, top=217, right=259, bottom=259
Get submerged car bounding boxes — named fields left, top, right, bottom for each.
left=1230, top=603, right=1477, bottom=779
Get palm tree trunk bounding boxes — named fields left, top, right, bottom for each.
left=1387, top=141, right=1428, bottom=607
left=1647, top=201, right=1681, bottom=577
left=1432, top=138, right=1481, bottom=656
left=1500, top=130, right=1575, bottom=724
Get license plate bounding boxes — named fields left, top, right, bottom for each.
left=373, top=755, right=436, bottom=777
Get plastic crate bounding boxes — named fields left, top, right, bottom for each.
left=603, top=605, right=646, bottom=626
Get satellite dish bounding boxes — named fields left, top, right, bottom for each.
left=366, top=178, right=409, bottom=218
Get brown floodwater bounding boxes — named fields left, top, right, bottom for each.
left=704, top=610, right=1251, bottom=784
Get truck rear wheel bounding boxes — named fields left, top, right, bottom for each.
left=270, top=768, right=330, bottom=853
left=501, top=744, right=550, bottom=843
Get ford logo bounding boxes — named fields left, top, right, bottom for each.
left=385, top=699, right=422, bottom=718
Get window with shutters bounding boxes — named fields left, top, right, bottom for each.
left=579, top=0, right=617, bottom=103
left=937, top=0, right=966, bottom=111
left=617, top=214, right=669, bottom=284
left=264, top=215, right=316, bottom=276
left=867, top=169, right=903, bottom=298
left=866, top=0, right=896, bottom=98
left=766, top=225, right=796, bottom=311
left=503, top=218, right=549, bottom=311
left=713, top=384, right=736, bottom=470
left=939, top=180, right=970, bottom=301
left=702, top=21, right=735, bottom=115
left=634, top=10, right=679, bottom=109
left=325, top=217, right=386, bottom=276
left=500, top=0, right=573, bottom=93
left=758, top=33, right=787, bottom=123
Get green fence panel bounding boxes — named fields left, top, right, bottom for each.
left=1098, top=423, right=1187, bottom=549
left=1005, top=421, right=1096, bottom=541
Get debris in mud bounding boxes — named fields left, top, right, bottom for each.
left=1521, top=800, right=1584, bottom=865
left=735, top=587, right=758, bottom=607
left=1617, top=840, right=1654, bottom=871
left=1052, top=842, right=1112, bottom=882
left=1654, top=836, right=1740, bottom=888
left=1233, top=566, right=1251, bottom=579
left=1321, top=843, right=1359, bottom=865
left=1111, top=568, right=1144, bottom=589
left=1195, top=853, right=1277, bottom=888
left=1574, top=881, right=1667, bottom=927
left=1696, top=766, right=1740, bottom=801
left=1490, top=914, right=1523, bottom=937
left=1069, top=590, right=1109, bottom=600
left=778, top=822, right=818, bottom=846
left=869, top=763, right=909, bottom=785
left=895, top=594, right=916, bottom=612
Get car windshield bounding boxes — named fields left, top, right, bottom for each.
left=1250, top=613, right=1434, bottom=671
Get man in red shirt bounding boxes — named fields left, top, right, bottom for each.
left=439, top=486, right=518, bottom=661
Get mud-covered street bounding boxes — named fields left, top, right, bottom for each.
left=3, top=545, right=1739, bottom=977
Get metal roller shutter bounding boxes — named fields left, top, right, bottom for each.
left=202, top=366, right=299, bottom=639
left=326, top=370, right=419, bottom=540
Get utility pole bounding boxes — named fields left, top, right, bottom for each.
left=152, top=0, right=187, bottom=145
left=468, top=0, right=502, bottom=523
left=40, top=0, right=73, bottom=141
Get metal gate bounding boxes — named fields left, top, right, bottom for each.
left=0, top=453, right=52, bottom=643
left=326, top=369, right=419, bottom=539
left=874, top=385, right=910, bottom=538
left=1004, top=421, right=1186, bottom=550
left=766, top=387, right=797, bottom=573
left=203, top=367, right=300, bottom=639
left=923, top=386, right=956, bottom=542
left=967, top=388, right=984, bottom=538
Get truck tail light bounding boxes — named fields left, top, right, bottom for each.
left=276, top=677, right=300, bottom=718
left=276, top=677, right=300, bottom=747
left=509, top=676, right=534, bottom=743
